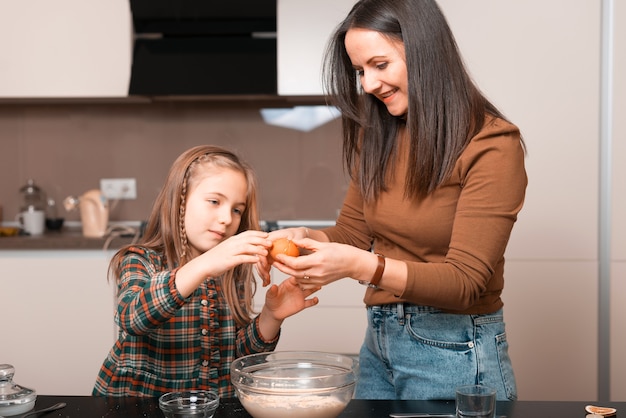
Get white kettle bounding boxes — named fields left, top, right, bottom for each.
left=64, top=189, right=109, bottom=238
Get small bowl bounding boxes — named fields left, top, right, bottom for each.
left=0, top=227, right=20, bottom=237
left=45, top=218, right=64, bottom=231
left=158, top=390, right=219, bottom=418
left=231, top=351, right=358, bottom=418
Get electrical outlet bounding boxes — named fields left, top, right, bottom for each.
left=100, top=178, right=137, bottom=200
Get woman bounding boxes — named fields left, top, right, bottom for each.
left=262, top=0, right=526, bottom=401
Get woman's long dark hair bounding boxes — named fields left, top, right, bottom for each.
left=323, top=0, right=513, bottom=201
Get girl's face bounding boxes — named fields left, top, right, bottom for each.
left=184, top=166, right=248, bottom=258
left=344, top=28, right=409, bottom=117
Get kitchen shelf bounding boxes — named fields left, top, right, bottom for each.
left=0, top=95, right=331, bottom=108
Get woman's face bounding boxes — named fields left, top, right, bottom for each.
left=184, top=167, right=248, bottom=258
left=344, top=28, right=408, bottom=117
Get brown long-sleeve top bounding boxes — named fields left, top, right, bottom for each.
left=322, top=116, right=527, bottom=314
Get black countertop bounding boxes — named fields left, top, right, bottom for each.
left=23, top=396, right=624, bottom=418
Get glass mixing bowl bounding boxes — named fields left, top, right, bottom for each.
left=231, top=351, right=358, bottom=418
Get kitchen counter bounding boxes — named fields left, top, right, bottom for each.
left=0, top=229, right=136, bottom=250
left=21, top=396, right=625, bottom=417
left=0, top=220, right=334, bottom=251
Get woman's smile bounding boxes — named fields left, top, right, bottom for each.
left=380, top=88, right=400, bottom=103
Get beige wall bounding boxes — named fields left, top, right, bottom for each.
left=0, top=102, right=347, bottom=224
left=437, top=0, right=604, bottom=401
left=611, top=0, right=626, bottom=402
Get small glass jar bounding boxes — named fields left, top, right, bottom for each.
left=0, top=364, right=37, bottom=416
left=18, top=179, right=46, bottom=213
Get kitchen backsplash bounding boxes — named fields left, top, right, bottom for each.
left=0, top=102, right=348, bottom=224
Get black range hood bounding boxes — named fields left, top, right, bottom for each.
left=128, top=0, right=277, bottom=96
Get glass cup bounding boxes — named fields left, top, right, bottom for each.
left=455, top=384, right=496, bottom=418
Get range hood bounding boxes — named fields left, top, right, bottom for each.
left=128, top=0, right=277, bottom=96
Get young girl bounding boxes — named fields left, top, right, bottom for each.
left=93, top=145, right=319, bottom=398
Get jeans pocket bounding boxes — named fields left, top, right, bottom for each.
left=405, top=312, right=474, bottom=351
left=496, top=332, right=518, bottom=400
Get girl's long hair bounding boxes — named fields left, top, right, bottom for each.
left=323, top=0, right=517, bottom=201
left=109, top=145, right=260, bottom=327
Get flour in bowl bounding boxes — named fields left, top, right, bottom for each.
left=239, top=394, right=348, bottom=418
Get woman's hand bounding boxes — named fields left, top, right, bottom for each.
left=255, top=227, right=313, bottom=286
left=271, top=238, right=367, bottom=290
left=266, top=226, right=308, bottom=242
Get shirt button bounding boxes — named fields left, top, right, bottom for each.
left=201, top=299, right=208, bottom=306
left=202, top=360, right=208, bottom=367
left=468, top=341, right=475, bottom=349
left=201, top=328, right=208, bottom=336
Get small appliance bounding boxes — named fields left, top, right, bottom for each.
left=64, top=189, right=109, bottom=238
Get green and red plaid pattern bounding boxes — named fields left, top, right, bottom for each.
left=92, top=246, right=278, bottom=397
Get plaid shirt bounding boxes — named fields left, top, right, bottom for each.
left=92, top=246, right=278, bottom=398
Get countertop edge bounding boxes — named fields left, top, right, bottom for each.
left=0, top=220, right=335, bottom=251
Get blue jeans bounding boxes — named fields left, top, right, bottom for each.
left=354, top=304, right=517, bottom=401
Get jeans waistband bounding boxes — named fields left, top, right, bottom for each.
left=368, top=303, right=441, bottom=314
left=368, top=303, right=441, bottom=324
left=367, top=304, right=503, bottom=326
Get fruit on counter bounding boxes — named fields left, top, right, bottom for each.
left=585, top=405, right=617, bottom=416
left=0, top=227, right=20, bottom=237
left=269, top=238, right=300, bottom=260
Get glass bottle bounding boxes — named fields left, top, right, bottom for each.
left=18, top=179, right=46, bottom=212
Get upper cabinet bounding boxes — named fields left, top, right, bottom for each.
left=1, top=0, right=343, bottom=99
left=0, top=0, right=132, bottom=98
left=277, top=0, right=356, bottom=96
left=127, top=0, right=277, bottom=96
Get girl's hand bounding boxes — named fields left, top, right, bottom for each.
left=257, top=277, right=319, bottom=340
left=263, top=277, right=320, bottom=321
left=176, top=230, right=272, bottom=298
left=255, top=256, right=272, bottom=287
left=202, top=229, right=272, bottom=276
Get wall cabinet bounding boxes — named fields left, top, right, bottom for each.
left=0, top=0, right=132, bottom=98
left=1, top=251, right=116, bottom=395
left=0, top=249, right=364, bottom=396
left=254, top=269, right=366, bottom=355
left=277, top=0, right=356, bottom=95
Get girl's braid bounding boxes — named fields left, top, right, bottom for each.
left=179, top=168, right=190, bottom=264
